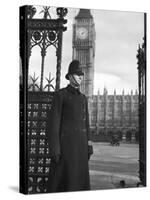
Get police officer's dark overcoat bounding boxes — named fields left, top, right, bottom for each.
left=46, top=84, right=90, bottom=192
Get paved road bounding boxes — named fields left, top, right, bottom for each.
left=89, top=142, right=140, bottom=190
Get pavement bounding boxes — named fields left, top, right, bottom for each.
left=89, top=142, right=140, bottom=190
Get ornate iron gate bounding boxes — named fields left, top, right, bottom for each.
left=20, top=6, right=68, bottom=194
left=27, top=92, right=53, bottom=193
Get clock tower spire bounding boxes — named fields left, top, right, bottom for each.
left=72, top=9, right=96, bottom=97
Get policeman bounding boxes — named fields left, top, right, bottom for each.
left=47, top=60, right=93, bottom=192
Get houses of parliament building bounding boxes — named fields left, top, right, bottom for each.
left=72, top=9, right=139, bottom=142
left=88, top=89, right=139, bottom=142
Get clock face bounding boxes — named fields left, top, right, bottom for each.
left=77, top=27, right=88, bottom=39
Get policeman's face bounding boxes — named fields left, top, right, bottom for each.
left=73, top=74, right=83, bottom=85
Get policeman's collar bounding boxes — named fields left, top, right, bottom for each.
left=67, top=84, right=81, bottom=94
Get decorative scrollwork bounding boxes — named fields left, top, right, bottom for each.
left=47, top=31, right=56, bottom=42
left=44, top=73, right=55, bottom=91
left=29, top=30, right=58, bottom=52
left=39, top=6, right=51, bottom=19
left=27, top=6, right=36, bottom=19
left=56, top=7, right=68, bottom=19
left=32, top=31, right=42, bottom=41
left=28, top=73, right=40, bottom=91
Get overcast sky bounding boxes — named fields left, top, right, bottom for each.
left=29, top=6, right=144, bottom=94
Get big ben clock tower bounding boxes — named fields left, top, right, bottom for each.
left=72, top=9, right=96, bottom=97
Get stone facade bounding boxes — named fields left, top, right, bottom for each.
left=88, top=89, right=139, bottom=142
